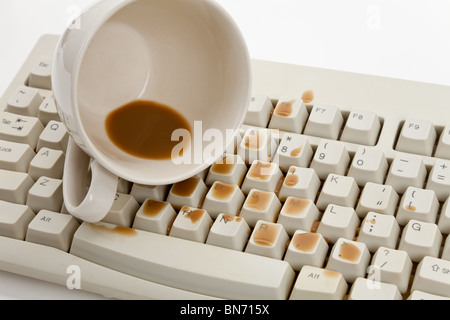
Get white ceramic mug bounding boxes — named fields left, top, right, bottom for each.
left=52, top=0, right=251, bottom=222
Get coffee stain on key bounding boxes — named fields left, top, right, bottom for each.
left=339, top=242, right=361, bottom=262
left=274, top=100, right=295, bottom=117
left=90, top=223, right=138, bottom=237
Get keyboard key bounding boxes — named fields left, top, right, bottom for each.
left=398, top=219, right=443, bottom=263
left=201, top=181, right=245, bottom=218
left=239, top=189, right=281, bottom=227
left=36, top=121, right=68, bottom=151
left=317, top=204, right=359, bottom=243
left=411, top=256, right=450, bottom=298
left=245, top=220, right=289, bottom=259
left=386, top=152, right=427, bottom=194
left=442, top=236, right=450, bottom=261
left=71, top=221, right=296, bottom=299
left=369, top=247, right=413, bottom=294
left=276, top=197, right=320, bottom=235
left=356, top=183, right=399, bottom=218
left=130, top=184, right=170, bottom=204
left=166, top=177, right=207, bottom=210
left=102, top=193, right=139, bottom=227
left=0, top=201, right=35, bottom=240
left=396, top=117, right=436, bottom=156
left=310, top=140, right=350, bottom=180
left=0, top=139, right=35, bottom=172
left=408, top=291, right=450, bottom=300
left=274, top=133, right=313, bottom=172
left=326, top=238, right=371, bottom=283
left=206, top=213, right=250, bottom=251
left=357, top=212, right=400, bottom=252
left=241, top=160, right=283, bottom=194
left=37, top=95, right=59, bottom=126
left=243, top=94, right=273, bottom=127
left=426, top=159, right=450, bottom=202
left=278, top=166, right=320, bottom=202
left=284, top=231, right=328, bottom=270
left=341, top=109, right=381, bottom=146
left=204, top=154, right=247, bottom=186
left=28, top=58, right=52, bottom=90
left=28, top=148, right=64, bottom=180
left=0, top=112, right=44, bottom=150
left=304, top=104, right=343, bottom=140
left=396, top=187, right=439, bottom=226
left=289, top=266, right=348, bottom=300
left=6, top=86, right=43, bottom=117
left=348, top=277, right=402, bottom=300
left=347, top=146, right=388, bottom=186
left=435, top=124, right=450, bottom=160
left=169, top=206, right=212, bottom=243
left=316, top=174, right=360, bottom=211
left=268, top=97, right=308, bottom=133
left=132, top=199, right=176, bottom=234
left=437, top=197, right=450, bottom=234
left=26, top=176, right=63, bottom=213
left=237, top=128, right=278, bottom=164
left=26, top=210, right=79, bottom=251
left=0, top=169, right=34, bottom=204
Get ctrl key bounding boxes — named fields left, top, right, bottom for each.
left=289, top=266, right=348, bottom=300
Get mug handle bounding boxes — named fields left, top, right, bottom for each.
left=63, top=137, right=118, bottom=223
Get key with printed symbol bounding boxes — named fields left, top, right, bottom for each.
left=386, top=152, right=427, bottom=194
left=166, top=177, right=207, bottom=211
left=284, top=231, right=328, bottom=270
left=25, top=210, right=79, bottom=252
left=278, top=166, right=321, bottom=202
left=437, top=197, right=450, bottom=234
left=317, top=204, right=360, bottom=243
left=396, top=117, right=437, bottom=156
left=356, top=183, right=399, bottom=218
left=37, top=95, right=59, bottom=126
left=289, top=266, right=348, bottom=300
left=169, top=206, right=213, bottom=243
left=369, top=247, right=413, bottom=294
left=274, top=133, right=313, bottom=172
left=132, top=199, right=176, bottom=235
left=398, top=219, right=443, bottom=263
left=6, top=86, right=43, bottom=117
left=102, top=193, right=139, bottom=227
left=268, top=97, right=309, bottom=133
left=326, top=238, right=371, bottom=283
left=239, top=189, right=281, bottom=227
left=28, top=148, right=64, bottom=180
left=411, top=256, right=450, bottom=298
left=0, top=169, right=34, bottom=204
left=206, top=213, right=250, bottom=251
left=130, top=184, right=170, bottom=204
left=276, top=197, right=320, bottom=235
left=237, top=128, right=278, bottom=164
left=245, top=220, right=289, bottom=260
left=347, top=146, right=388, bottom=186
left=348, top=278, right=402, bottom=300
left=26, top=176, right=63, bottom=213
left=0, top=139, right=35, bottom=172
left=36, top=120, right=69, bottom=151
left=28, top=58, right=52, bottom=90
left=204, top=154, right=247, bottom=186
left=304, top=104, right=343, bottom=140
left=241, top=160, right=283, bottom=194
left=435, top=123, right=450, bottom=160
left=243, top=94, right=273, bottom=127
left=426, top=159, right=450, bottom=202
left=316, top=174, right=360, bottom=211
left=396, top=187, right=439, bottom=226
left=201, top=181, right=245, bottom=218
left=0, top=201, right=35, bottom=240
left=357, top=212, right=400, bottom=252
left=341, top=109, right=381, bottom=146
left=0, top=112, right=44, bottom=150
left=310, top=140, right=350, bottom=180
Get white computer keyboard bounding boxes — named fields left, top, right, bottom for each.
left=1, top=34, right=450, bottom=300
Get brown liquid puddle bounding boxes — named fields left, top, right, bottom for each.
left=244, top=132, right=262, bottom=149
left=211, top=182, right=235, bottom=200
left=253, top=223, right=278, bottom=246
left=90, top=223, right=137, bottom=237
left=290, top=147, right=302, bottom=157
left=284, top=174, right=298, bottom=187
left=105, top=100, right=191, bottom=160
left=171, top=177, right=199, bottom=197
left=142, top=199, right=166, bottom=217
left=339, top=242, right=361, bottom=262
left=181, top=208, right=205, bottom=223
left=248, top=161, right=272, bottom=181
left=283, top=198, right=309, bottom=215
left=292, top=232, right=320, bottom=252
left=220, top=214, right=243, bottom=223
left=245, top=190, right=271, bottom=211
left=274, top=100, right=295, bottom=117
left=406, top=205, right=416, bottom=211
left=302, top=90, right=314, bottom=103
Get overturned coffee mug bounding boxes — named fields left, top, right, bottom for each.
left=52, top=0, right=251, bottom=222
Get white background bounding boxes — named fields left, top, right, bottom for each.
left=0, top=0, right=449, bottom=299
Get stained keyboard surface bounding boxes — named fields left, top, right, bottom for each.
left=1, top=34, right=450, bottom=300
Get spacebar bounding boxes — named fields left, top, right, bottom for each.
left=70, top=222, right=296, bottom=299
